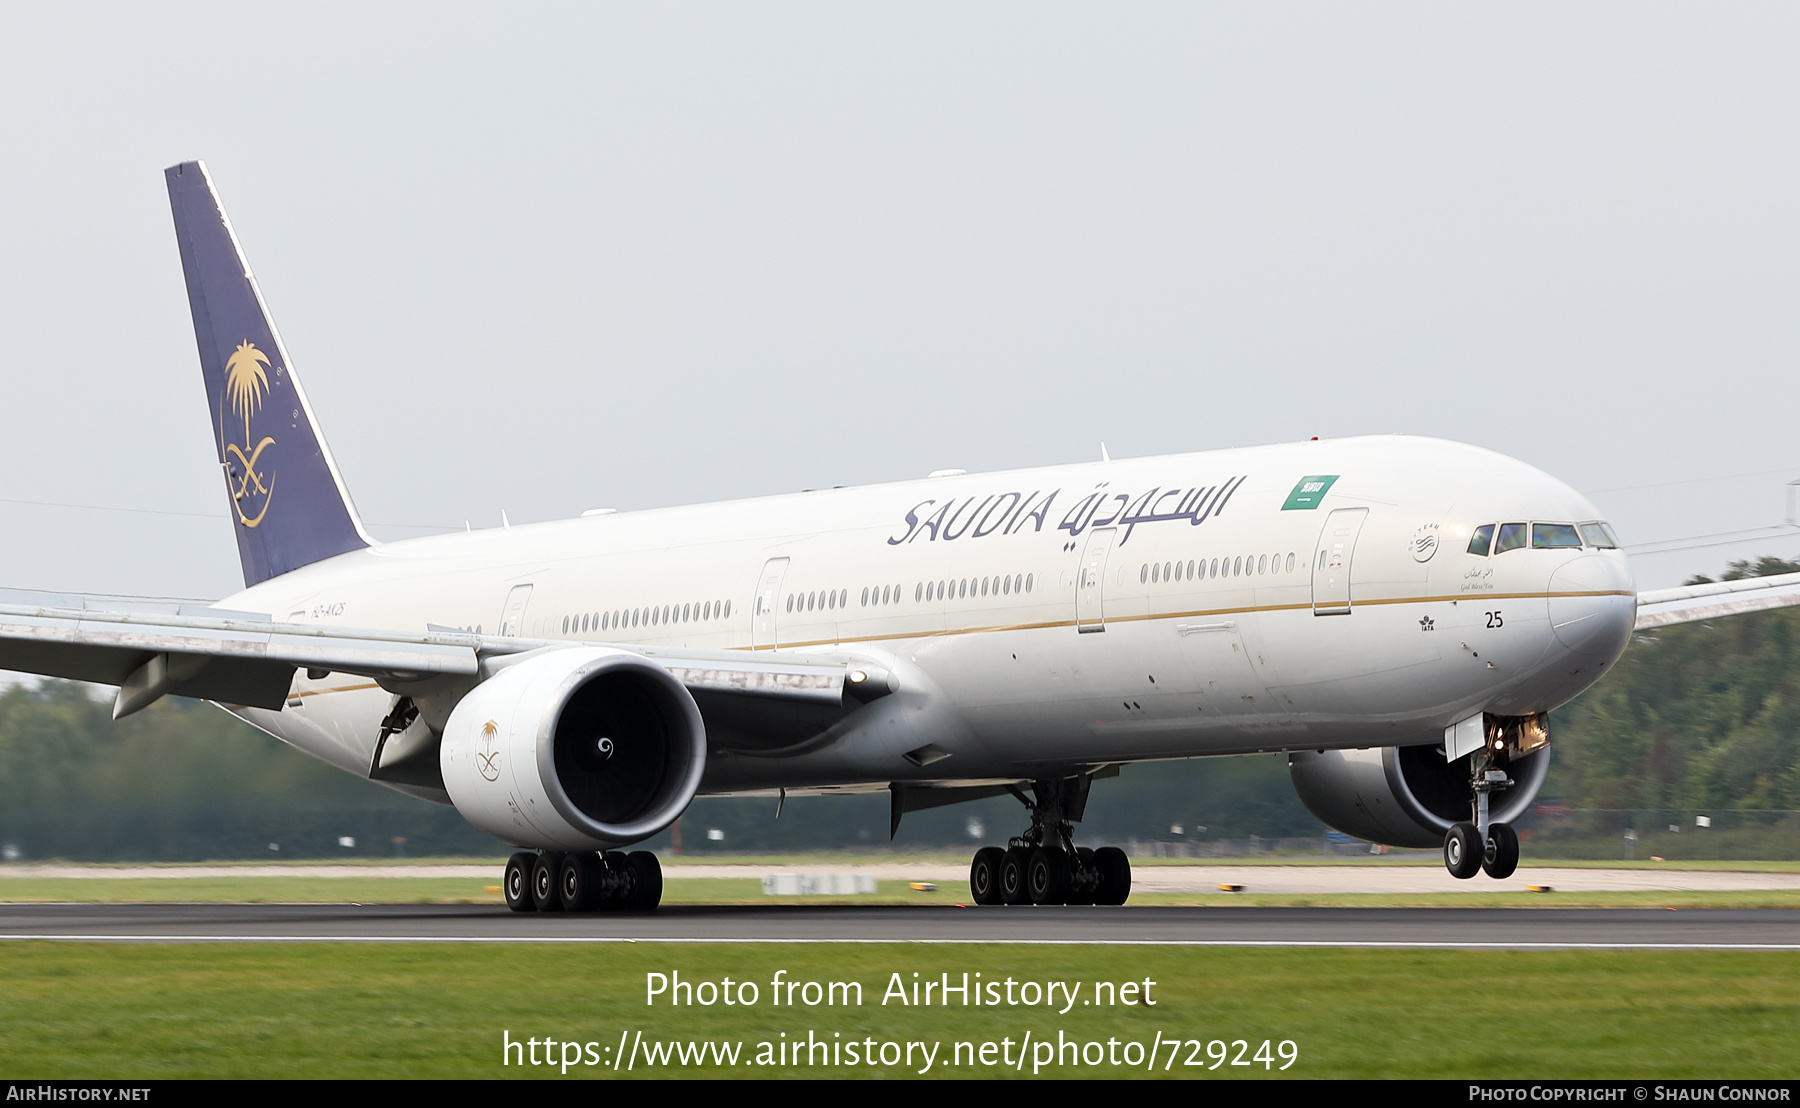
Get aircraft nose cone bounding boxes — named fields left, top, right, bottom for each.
left=1548, top=555, right=1635, bottom=660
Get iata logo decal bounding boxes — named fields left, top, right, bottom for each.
left=1411, top=523, right=1440, bottom=563
left=221, top=340, right=277, bottom=528
left=476, top=720, right=502, bottom=782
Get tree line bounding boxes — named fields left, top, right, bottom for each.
left=1543, top=558, right=1800, bottom=818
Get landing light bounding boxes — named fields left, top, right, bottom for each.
left=849, top=670, right=868, bottom=684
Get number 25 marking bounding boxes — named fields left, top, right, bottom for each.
left=1485, top=610, right=1504, bottom=628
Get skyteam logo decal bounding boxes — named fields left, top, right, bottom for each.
left=1411, top=523, right=1441, bottom=562
left=221, top=340, right=277, bottom=528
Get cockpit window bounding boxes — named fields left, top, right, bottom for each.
left=1494, top=522, right=1528, bottom=554
left=1470, top=520, right=1620, bottom=555
left=1579, top=521, right=1619, bottom=549
left=1532, top=523, right=1582, bottom=549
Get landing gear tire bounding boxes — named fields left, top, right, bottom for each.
left=1028, top=847, right=1072, bottom=905
left=624, top=850, right=663, bottom=911
left=532, top=852, right=567, bottom=910
left=504, top=852, right=536, bottom=913
left=1483, top=822, right=1519, bottom=880
left=1066, top=847, right=1097, bottom=906
left=597, top=851, right=630, bottom=912
left=971, top=773, right=1117, bottom=906
left=1444, top=823, right=1482, bottom=880
left=999, top=846, right=1031, bottom=905
left=560, top=852, right=605, bottom=912
left=970, top=847, right=1006, bottom=905
left=1094, top=846, right=1131, bottom=905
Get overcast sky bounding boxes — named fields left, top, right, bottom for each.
left=0, top=3, right=1795, bottom=603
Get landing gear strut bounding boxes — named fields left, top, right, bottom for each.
left=967, top=775, right=1130, bottom=906
left=1443, top=743, right=1521, bottom=880
left=504, top=850, right=663, bottom=912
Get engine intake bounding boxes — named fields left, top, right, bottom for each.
left=441, top=648, right=706, bottom=850
left=1288, top=742, right=1549, bottom=849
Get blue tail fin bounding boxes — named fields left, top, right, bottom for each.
left=165, top=161, right=372, bottom=586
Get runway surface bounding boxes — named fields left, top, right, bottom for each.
left=1, top=903, right=1794, bottom=948
left=6, top=862, right=1797, bottom=894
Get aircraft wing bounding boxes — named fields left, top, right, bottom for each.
left=0, top=589, right=870, bottom=723
left=1634, top=571, right=1800, bottom=630
left=0, top=589, right=482, bottom=717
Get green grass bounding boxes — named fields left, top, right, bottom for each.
left=0, top=943, right=1792, bottom=1078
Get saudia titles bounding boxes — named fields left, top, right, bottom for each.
left=887, top=476, right=1247, bottom=547
left=220, top=339, right=277, bottom=528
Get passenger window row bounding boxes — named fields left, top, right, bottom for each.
left=787, top=589, right=849, bottom=614
left=860, top=583, right=905, bottom=607
left=1140, top=552, right=1297, bottom=584
left=915, top=574, right=1034, bottom=603
left=786, top=573, right=1038, bottom=617
left=563, top=599, right=732, bottom=637
left=1466, top=521, right=1618, bottom=557
left=558, top=570, right=1048, bottom=638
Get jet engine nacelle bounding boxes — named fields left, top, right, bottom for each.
left=1287, top=744, right=1550, bottom=849
left=440, top=647, right=706, bottom=850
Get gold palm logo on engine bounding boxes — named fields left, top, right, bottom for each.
left=222, top=340, right=277, bottom=528
left=477, top=720, right=502, bottom=782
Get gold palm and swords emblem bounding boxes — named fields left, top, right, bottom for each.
left=222, top=340, right=277, bottom=527
left=477, top=720, right=503, bottom=781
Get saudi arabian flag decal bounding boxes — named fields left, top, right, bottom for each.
left=1282, top=475, right=1339, bottom=510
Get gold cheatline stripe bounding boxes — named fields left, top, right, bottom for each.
left=284, top=590, right=1637, bottom=672
left=747, top=590, right=1636, bottom=652
left=289, top=682, right=382, bottom=700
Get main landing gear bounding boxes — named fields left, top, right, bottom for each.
left=503, top=850, right=663, bottom=912
left=968, top=776, right=1131, bottom=906
left=1443, top=745, right=1520, bottom=881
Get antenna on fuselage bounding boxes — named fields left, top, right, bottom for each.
left=1100, top=442, right=1111, bottom=463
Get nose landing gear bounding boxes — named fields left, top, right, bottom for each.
left=1443, top=741, right=1524, bottom=880
left=967, top=775, right=1130, bottom=905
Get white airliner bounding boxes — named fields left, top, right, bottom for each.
left=4, top=162, right=1798, bottom=911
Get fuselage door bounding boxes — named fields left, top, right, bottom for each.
left=1075, top=527, right=1117, bottom=633
left=498, top=584, right=533, bottom=637
left=1311, top=508, right=1368, bottom=615
left=752, top=557, right=790, bottom=650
